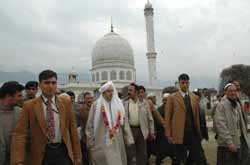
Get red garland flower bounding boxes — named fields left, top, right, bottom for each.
left=101, top=105, right=121, bottom=139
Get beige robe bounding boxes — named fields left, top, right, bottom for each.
left=86, top=102, right=134, bottom=165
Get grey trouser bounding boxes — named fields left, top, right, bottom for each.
left=127, top=127, right=147, bottom=165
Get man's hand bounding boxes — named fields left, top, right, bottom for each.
left=148, top=133, right=155, bottom=141
left=227, top=143, right=237, bottom=152
left=167, top=136, right=175, bottom=144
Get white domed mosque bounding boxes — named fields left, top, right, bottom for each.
left=91, top=24, right=136, bottom=85
left=61, top=0, right=163, bottom=103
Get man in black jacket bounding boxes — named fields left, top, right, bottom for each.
left=155, top=93, right=175, bottom=165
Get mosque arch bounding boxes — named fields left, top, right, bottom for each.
left=110, top=70, right=117, bottom=80
left=126, top=71, right=132, bottom=80
left=119, top=70, right=125, bottom=80
left=96, top=72, right=100, bottom=81
left=101, top=71, right=108, bottom=80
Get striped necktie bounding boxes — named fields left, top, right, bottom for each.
left=46, top=98, right=55, bottom=141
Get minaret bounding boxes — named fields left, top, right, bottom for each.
left=111, top=17, right=114, bottom=32
left=68, top=66, right=78, bottom=83
left=144, top=0, right=157, bottom=86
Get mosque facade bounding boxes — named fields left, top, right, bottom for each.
left=61, top=0, right=163, bottom=104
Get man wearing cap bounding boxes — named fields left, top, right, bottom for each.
left=86, top=81, right=134, bottom=165
left=214, top=83, right=250, bottom=165
left=146, top=92, right=164, bottom=164
left=155, top=93, right=174, bottom=165
left=11, top=70, right=81, bottom=165
left=0, top=81, right=24, bottom=165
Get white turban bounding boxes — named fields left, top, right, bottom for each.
left=94, top=81, right=125, bottom=145
left=224, top=83, right=234, bottom=90
left=147, top=93, right=156, bottom=97
left=98, top=81, right=113, bottom=93
left=163, top=93, right=170, bottom=98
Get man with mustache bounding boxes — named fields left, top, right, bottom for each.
left=11, top=69, right=81, bottom=165
left=124, top=83, right=154, bottom=165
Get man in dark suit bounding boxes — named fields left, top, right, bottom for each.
left=155, top=93, right=175, bottom=165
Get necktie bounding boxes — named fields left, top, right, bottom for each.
left=46, top=99, right=55, bottom=141
left=184, top=94, right=188, bottom=101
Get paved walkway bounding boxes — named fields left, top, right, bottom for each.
left=149, top=131, right=217, bottom=165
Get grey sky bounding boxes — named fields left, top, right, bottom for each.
left=0, top=0, right=250, bottom=87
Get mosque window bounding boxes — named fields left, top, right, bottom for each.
left=110, top=70, right=117, bottom=80
left=96, top=72, right=100, bottom=81
left=102, top=71, right=108, bottom=80
left=92, top=74, right=95, bottom=82
left=119, top=71, right=125, bottom=80
left=126, top=71, right=132, bottom=80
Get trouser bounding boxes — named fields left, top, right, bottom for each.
left=127, top=127, right=147, bottom=165
left=42, top=143, right=73, bottom=165
left=155, top=133, right=175, bottom=165
left=173, top=134, right=207, bottom=165
left=217, top=137, right=250, bottom=165
left=81, top=141, right=90, bottom=165
left=147, top=138, right=156, bottom=165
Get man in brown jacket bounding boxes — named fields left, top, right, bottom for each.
left=165, top=73, right=207, bottom=165
left=11, top=70, right=81, bottom=165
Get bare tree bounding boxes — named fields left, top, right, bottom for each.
left=219, top=64, right=250, bottom=98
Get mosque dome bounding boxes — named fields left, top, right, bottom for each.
left=91, top=31, right=134, bottom=67
left=91, top=28, right=135, bottom=84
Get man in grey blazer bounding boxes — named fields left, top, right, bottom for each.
left=0, top=81, right=24, bottom=165
left=124, top=83, right=154, bottom=165
left=214, top=83, right=250, bottom=165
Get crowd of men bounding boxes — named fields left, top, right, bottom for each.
left=0, top=69, right=250, bottom=165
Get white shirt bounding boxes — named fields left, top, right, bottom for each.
left=41, top=95, right=62, bottom=143
left=180, top=90, right=189, bottom=98
left=128, top=99, right=140, bottom=127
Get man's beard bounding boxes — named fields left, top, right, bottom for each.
left=228, top=97, right=237, bottom=108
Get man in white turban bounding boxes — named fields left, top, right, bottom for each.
left=86, top=81, right=134, bottom=165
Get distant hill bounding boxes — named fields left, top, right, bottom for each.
left=0, top=70, right=219, bottom=90
left=0, top=70, right=91, bottom=84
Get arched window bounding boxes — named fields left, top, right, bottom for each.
left=126, top=71, right=132, bottom=80
left=96, top=72, right=100, bottom=81
left=119, top=71, right=125, bottom=80
left=92, top=74, right=95, bottom=82
left=110, top=70, right=117, bottom=80
left=101, top=71, right=108, bottom=80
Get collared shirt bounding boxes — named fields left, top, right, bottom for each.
left=180, top=90, right=189, bottom=98
left=0, top=104, right=14, bottom=158
left=41, top=95, right=62, bottom=143
left=128, top=99, right=140, bottom=127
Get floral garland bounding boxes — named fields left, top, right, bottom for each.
left=101, top=105, right=121, bottom=140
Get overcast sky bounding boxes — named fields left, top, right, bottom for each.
left=0, top=0, right=250, bottom=87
